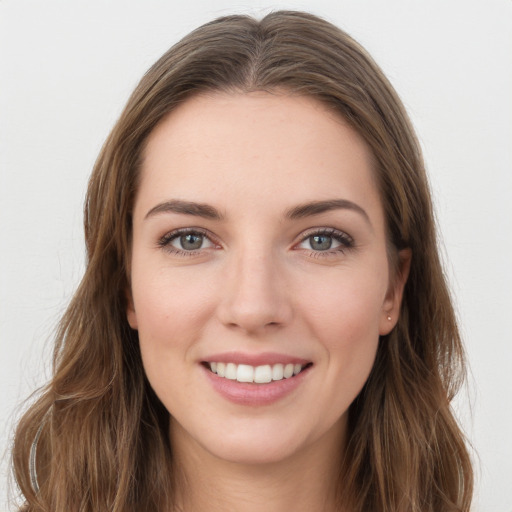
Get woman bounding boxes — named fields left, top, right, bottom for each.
left=12, top=10, right=473, bottom=512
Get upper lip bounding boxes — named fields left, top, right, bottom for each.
left=201, top=351, right=311, bottom=367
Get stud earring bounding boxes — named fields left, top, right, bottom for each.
left=387, top=315, right=392, bottom=321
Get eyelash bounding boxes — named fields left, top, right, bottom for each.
left=157, top=227, right=354, bottom=258
left=157, top=228, right=217, bottom=257
left=296, top=228, right=354, bottom=258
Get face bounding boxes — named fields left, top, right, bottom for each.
left=127, top=92, right=408, bottom=466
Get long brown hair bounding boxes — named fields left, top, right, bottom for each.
left=12, top=11, right=473, bottom=511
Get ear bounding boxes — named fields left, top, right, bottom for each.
left=125, top=288, right=138, bottom=330
left=379, top=248, right=412, bottom=335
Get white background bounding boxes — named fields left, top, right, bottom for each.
left=1, top=1, right=511, bottom=510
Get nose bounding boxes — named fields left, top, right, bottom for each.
left=217, top=247, right=293, bottom=334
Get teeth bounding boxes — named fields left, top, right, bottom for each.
left=272, top=363, right=284, bottom=381
left=283, top=363, right=294, bottom=379
left=254, top=365, right=272, bottom=383
left=225, top=363, right=237, bottom=380
left=237, top=364, right=254, bottom=383
left=216, top=362, right=226, bottom=377
left=208, top=362, right=307, bottom=383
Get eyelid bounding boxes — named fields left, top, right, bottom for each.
left=157, top=227, right=220, bottom=255
left=157, top=226, right=354, bottom=257
left=293, top=227, right=354, bottom=254
left=296, top=227, right=354, bottom=244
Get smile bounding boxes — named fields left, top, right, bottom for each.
left=206, top=362, right=311, bottom=384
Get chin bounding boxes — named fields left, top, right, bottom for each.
left=171, top=413, right=318, bottom=466
left=204, top=434, right=304, bottom=466
left=176, top=410, right=346, bottom=469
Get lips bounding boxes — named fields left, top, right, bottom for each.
left=201, top=352, right=313, bottom=405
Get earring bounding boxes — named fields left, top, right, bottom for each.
left=387, top=315, right=392, bottom=321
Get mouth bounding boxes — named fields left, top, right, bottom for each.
left=202, top=361, right=313, bottom=384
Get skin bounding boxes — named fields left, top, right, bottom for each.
left=127, top=92, right=409, bottom=511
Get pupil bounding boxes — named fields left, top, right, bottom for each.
left=181, top=233, right=203, bottom=250
left=311, top=235, right=332, bottom=251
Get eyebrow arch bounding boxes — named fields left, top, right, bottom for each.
left=144, top=198, right=371, bottom=226
left=145, top=199, right=224, bottom=220
left=285, top=199, right=371, bottom=226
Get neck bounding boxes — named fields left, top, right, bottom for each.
left=170, top=419, right=346, bottom=512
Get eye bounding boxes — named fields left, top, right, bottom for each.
left=158, top=228, right=216, bottom=255
left=296, top=228, right=353, bottom=255
left=306, top=234, right=336, bottom=251
left=172, top=232, right=212, bottom=251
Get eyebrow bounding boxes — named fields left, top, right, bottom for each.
left=144, top=198, right=371, bottom=226
left=285, top=199, right=371, bottom=226
left=145, top=199, right=224, bottom=220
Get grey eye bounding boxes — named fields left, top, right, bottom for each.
left=296, top=230, right=351, bottom=253
left=309, top=234, right=333, bottom=251
left=182, top=233, right=203, bottom=250
left=171, top=232, right=212, bottom=251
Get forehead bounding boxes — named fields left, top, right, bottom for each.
left=137, top=92, right=383, bottom=225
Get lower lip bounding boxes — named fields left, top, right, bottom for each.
left=202, top=365, right=312, bottom=406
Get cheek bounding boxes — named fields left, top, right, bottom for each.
left=132, top=264, right=213, bottom=333
left=295, top=266, right=386, bottom=406
left=299, top=266, right=387, bottom=346
left=130, top=266, right=218, bottom=381
left=131, top=268, right=218, bottom=410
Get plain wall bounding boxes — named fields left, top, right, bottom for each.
left=1, top=0, right=511, bottom=510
